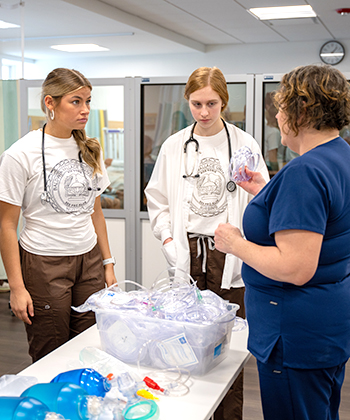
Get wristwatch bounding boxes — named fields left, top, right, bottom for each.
left=103, top=256, right=116, bottom=266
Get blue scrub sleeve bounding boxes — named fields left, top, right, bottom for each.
left=267, top=163, right=329, bottom=237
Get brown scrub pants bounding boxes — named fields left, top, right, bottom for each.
left=189, top=234, right=246, bottom=420
left=19, top=244, right=105, bottom=362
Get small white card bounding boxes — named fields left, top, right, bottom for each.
left=157, top=333, right=199, bottom=367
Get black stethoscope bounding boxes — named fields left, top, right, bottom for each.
left=183, top=118, right=236, bottom=192
left=40, top=123, right=100, bottom=205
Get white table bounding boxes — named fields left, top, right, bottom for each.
left=19, top=325, right=250, bottom=420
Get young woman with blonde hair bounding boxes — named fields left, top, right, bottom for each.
left=0, top=68, right=116, bottom=362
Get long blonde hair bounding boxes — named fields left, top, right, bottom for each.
left=41, top=68, right=102, bottom=175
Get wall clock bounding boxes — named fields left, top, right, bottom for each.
left=319, top=40, right=345, bottom=65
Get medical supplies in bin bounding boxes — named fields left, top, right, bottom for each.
left=72, top=272, right=241, bottom=377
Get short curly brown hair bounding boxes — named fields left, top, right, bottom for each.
left=273, top=64, right=350, bottom=136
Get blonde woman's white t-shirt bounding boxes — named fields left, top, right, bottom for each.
left=0, top=129, right=110, bottom=256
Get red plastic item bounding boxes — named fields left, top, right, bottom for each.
left=106, top=373, right=114, bottom=381
left=143, top=376, right=164, bottom=393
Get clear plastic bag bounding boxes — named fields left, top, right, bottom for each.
left=229, top=145, right=260, bottom=182
left=0, top=374, right=38, bottom=396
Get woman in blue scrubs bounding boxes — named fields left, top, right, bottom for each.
left=214, top=64, right=350, bottom=420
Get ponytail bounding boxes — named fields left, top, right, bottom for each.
left=72, top=129, right=102, bottom=175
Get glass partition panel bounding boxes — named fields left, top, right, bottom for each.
left=339, top=76, right=350, bottom=145
left=140, top=81, right=247, bottom=211
left=140, top=83, right=189, bottom=211
left=90, top=85, right=124, bottom=210
left=0, top=80, right=20, bottom=153
left=28, top=86, right=45, bottom=131
left=260, top=80, right=299, bottom=178
left=27, top=85, right=125, bottom=210
left=225, top=83, right=246, bottom=131
left=258, top=74, right=350, bottom=178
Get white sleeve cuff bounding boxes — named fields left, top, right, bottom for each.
left=161, top=229, right=172, bottom=244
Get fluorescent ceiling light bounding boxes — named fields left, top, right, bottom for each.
left=248, top=5, right=317, bottom=20
left=0, top=20, right=20, bottom=29
left=51, top=44, right=109, bottom=52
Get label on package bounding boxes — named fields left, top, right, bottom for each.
left=157, top=333, right=199, bottom=367
left=213, top=336, right=226, bottom=360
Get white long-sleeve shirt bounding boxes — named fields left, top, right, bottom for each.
left=145, top=123, right=269, bottom=289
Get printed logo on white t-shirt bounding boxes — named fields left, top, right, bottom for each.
left=190, top=157, right=227, bottom=217
left=46, top=158, right=96, bottom=214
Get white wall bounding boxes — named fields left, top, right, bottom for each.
left=89, top=86, right=124, bottom=122
left=106, top=218, right=126, bottom=288
left=24, top=39, right=350, bottom=80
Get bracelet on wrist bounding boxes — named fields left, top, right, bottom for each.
left=103, top=256, right=116, bottom=266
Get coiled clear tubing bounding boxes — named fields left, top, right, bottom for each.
left=229, top=146, right=260, bottom=182
left=72, top=269, right=241, bottom=377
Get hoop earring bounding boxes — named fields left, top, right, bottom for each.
left=50, top=110, right=55, bottom=121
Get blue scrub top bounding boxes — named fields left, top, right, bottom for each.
left=243, top=137, right=350, bottom=369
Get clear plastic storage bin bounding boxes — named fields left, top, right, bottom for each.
left=95, top=303, right=238, bottom=377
